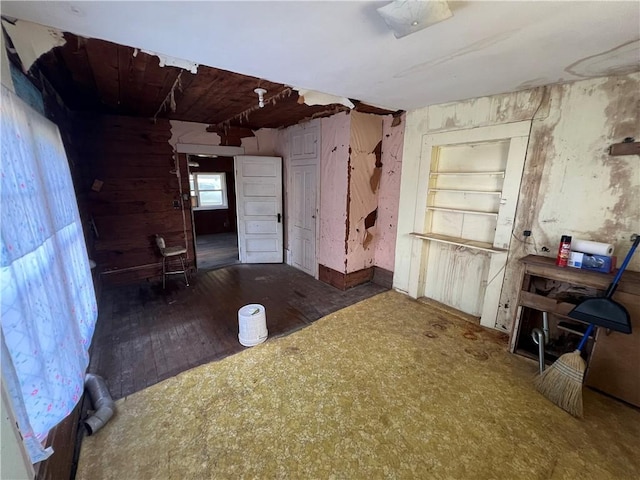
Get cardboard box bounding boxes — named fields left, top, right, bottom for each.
left=581, top=254, right=616, bottom=273
left=568, top=251, right=583, bottom=268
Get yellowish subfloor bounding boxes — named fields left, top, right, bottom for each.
left=77, top=291, right=640, bottom=479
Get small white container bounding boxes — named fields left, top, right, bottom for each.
left=238, top=304, right=268, bottom=347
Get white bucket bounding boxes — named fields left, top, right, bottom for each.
left=238, top=304, right=268, bottom=347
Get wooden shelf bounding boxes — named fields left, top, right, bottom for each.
left=429, top=171, right=505, bottom=177
left=519, top=255, right=640, bottom=296
left=410, top=232, right=507, bottom=253
left=426, top=206, right=498, bottom=217
left=428, top=189, right=502, bottom=195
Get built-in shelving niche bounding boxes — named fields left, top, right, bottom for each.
left=408, top=122, right=531, bottom=328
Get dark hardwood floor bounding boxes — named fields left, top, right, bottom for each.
left=196, top=232, right=239, bottom=271
left=89, top=264, right=389, bottom=399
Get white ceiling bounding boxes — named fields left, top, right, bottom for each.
left=2, top=1, right=639, bottom=111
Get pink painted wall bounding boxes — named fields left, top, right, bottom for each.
left=374, top=114, right=405, bottom=272
left=241, top=129, right=278, bottom=155
left=318, top=112, right=350, bottom=272
left=345, top=112, right=383, bottom=273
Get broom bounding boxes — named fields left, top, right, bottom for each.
left=534, top=323, right=594, bottom=418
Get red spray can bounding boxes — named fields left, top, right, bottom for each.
left=556, top=235, right=572, bottom=267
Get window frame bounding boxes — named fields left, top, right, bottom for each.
left=190, top=172, right=229, bottom=211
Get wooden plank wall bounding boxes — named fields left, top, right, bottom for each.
left=74, top=114, right=194, bottom=285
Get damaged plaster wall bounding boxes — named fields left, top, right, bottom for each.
left=168, top=119, right=278, bottom=155
left=395, top=73, right=640, bottom=331
left=169, top=120, right=222, bottom=148
left=316, top=110, right=402, bottom=276
left=374, top=114, right=405, bottom=273
left=345, top=111, right=383, bottom=273
left=1, top=32, right=15, bottom=92
left=318, top=112, right=350, bottom=272
left=242, top=129, right=278, bottom=156
left=2, top=19, right=65, bottom=72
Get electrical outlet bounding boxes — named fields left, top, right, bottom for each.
left=172, top=200, right=180, bottom=209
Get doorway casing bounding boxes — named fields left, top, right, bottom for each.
left=176, top=144, right=245, bottom=271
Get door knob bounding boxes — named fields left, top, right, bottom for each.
left=277, top=213, right=281, bottom=223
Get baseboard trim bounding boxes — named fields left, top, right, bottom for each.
left=318, top=265, right=374, bottom=291
left=372, top=267, right=394, bottom=289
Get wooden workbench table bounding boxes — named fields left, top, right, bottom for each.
left=510, top=255, right=640, bottom=407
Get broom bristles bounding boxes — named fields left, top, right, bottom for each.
left=534, top=349, right=586, bottom=418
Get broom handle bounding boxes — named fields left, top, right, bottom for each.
left=577, top=324, right=595, bottom=352
left=605, top=235, right=640, bottom=298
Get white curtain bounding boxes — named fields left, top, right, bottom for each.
left=1, top=85, right=97, bottom=462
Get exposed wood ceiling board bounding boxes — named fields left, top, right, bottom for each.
left=30, top=32, right=389, bottom=129
left=170, top=67, right=219, bottom=117
left=5, top=2, right=638, bottom=111
left=353, top=102, right=398, bottom=116
left=138, top=52, right=182, bottom=117
left=116, top=44, right=135, bottom=114
left=172, top=69, right=284, bottom=125
left=35, top=46, right=87, bottom=111
left=125, top=47, right=153, bottom=116
left=190, top=72, right=286, bottom=125
left=238, top=92, right=346, bottom=130
left=84, top=38, right=120, bottom=109
left=57, top=34, right=99, bottom=106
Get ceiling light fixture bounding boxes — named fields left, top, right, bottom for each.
left=377, top=0, right=453, bottom=39
left=254, top=88, right=267, bottom=108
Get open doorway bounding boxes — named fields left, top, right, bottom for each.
left=188, top=154, right=240, bottom=271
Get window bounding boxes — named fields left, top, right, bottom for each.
left=190, top=172, right=228, bottom=210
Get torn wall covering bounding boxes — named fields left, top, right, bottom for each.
left=375, top=114, right=405, bottom=272
left=2, top=19, right=65, bottom=72
left=318, top=112, right=351, bottom=272
left=395, top=73, right=640, bottom=331
left=346, top=112, right=383, bottom=273
left=295, top=88, right=355, bottom=109
left=1, top=33, right=15, bottom=92
left=168, top=120, right=278, bottom=155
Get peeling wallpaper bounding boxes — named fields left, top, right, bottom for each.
left=168, top=115, right=401, bottom=279
left=169, top=120, right=221, bottom=147
left=375, top=115, right=405, bottom=273
left=345, top=112, right=383, bottom=273
left=395, top=73, right=640, bottom=331
left=318, top=113, right=350, bottom=272
left=168, top=120, right=278, bottom=156
left=242, top=129, right=278, bottom=156
left=1, top=34, right=15, bottom=92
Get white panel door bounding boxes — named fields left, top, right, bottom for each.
left=235, top=155, right=283, bottom=263
left=290, top=123, right=319, bottom=162
left=287, top=121, right=320, bottom=277
left=291, top=164, right=317, bottom=276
